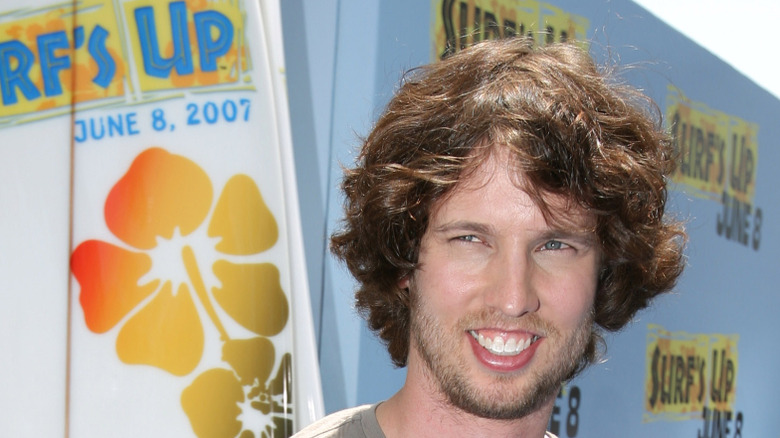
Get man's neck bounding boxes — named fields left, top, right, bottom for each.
left=375, top=359, right=555, bottom=438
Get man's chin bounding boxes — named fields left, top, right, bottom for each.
left=440, top=370, right=561, bottom=420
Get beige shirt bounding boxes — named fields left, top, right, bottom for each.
left=292, top=403, right=559, bottom=438
left=293, top=404, right=384, bottom=438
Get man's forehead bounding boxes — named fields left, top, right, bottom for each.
left=433, top=146, right=597, bottom=232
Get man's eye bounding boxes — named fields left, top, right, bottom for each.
left=457, top=235, right=480, bottom=243
left=541, top=240, right=566, bottom=250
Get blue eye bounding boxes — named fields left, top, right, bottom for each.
left=542, top=240, right=564, bottom=250
left=458, top=235, right=479, bottom=242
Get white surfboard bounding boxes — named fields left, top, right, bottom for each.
left=0, top=0, right=323, bottom=436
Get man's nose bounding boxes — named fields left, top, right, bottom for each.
left=484, top=248, right=540, bottom=317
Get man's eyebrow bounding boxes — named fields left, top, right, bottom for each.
left=540, top=227, right=598, bottom=245
left=432, top=221, right=494, bottom=235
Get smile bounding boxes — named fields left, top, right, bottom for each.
left=469, top=330, right=540, bottom=356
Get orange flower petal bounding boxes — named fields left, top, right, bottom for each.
left=181, top=368, right=244, bottom=438
left=208, top=174, right=278, bottom=255
left=116, top=282, right=204, bottom=376
left=72, top=240, right=159, bottom=333
left=105, top=147, right=213, bottom=250
left=212, top=261, right=288, bottom=336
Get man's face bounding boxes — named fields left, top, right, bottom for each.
left=404, top=148, right=600, bottom=420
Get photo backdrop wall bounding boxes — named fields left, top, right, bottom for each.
left=280, top=0, right=778, bottom=436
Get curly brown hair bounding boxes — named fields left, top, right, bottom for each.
left=330, top=37, right=686, bottom=369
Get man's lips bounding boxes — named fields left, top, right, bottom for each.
left=467, top=329, right=543, bottom=372
left=468, top=330, right=540, bottom=356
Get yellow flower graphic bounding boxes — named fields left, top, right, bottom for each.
left=70, top=147, right=292, bottom=437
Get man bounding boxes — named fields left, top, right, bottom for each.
left=297, top=37, right=685, bottom=437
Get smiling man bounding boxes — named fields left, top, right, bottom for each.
left=296, top=37, right=686, bottom=437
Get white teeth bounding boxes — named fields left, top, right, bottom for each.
left=470, top=331, right=538, bottom=356
left=493, top=337, right=504, bottom=352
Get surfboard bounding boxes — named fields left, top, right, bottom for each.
left=0, top=0, right=323, bottom=436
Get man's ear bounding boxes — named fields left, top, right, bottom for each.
left=398, top=274, right=410, bottom=290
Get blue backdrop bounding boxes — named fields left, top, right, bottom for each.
left=281, top=1, right=778, bottom=435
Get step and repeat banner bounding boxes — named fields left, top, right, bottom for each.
left=305, top=0, right=778, bottom=436
left=0, top=0, right=323, bottom=436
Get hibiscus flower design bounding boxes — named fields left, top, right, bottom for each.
left=71, top=147, right=293, bottom=437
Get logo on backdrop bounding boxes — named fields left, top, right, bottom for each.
left=71, top=147, right=294, bottom=437
left=667, top=87, right=764, bottom=251
left=644, top=325, right=744, bottom=436
left=0, top=0, right=246, bottom=126
left=431, top=0, right=589, bottom=60
left=547, top=384, right=584, bottom=438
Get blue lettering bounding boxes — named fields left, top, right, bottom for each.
left=74, top=119, right=87, bottom=142
left=88, top=26, right=115, bottom=88
left=74, top=26, right=85, bottom=49
left=0, top=41, right=40, bottom=105
left=38, top=31, right=71, bottom=97
left=127, top=112, right=139, bottom=135
left=90, top=117, right=105, bottom=140
left=107, top=113, right=123, bottom=136
left=194, top=10, right=233, bottom=71
left=75, top=113, right=140, bottom=142
left=135, top=2, right=193, bottom=78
